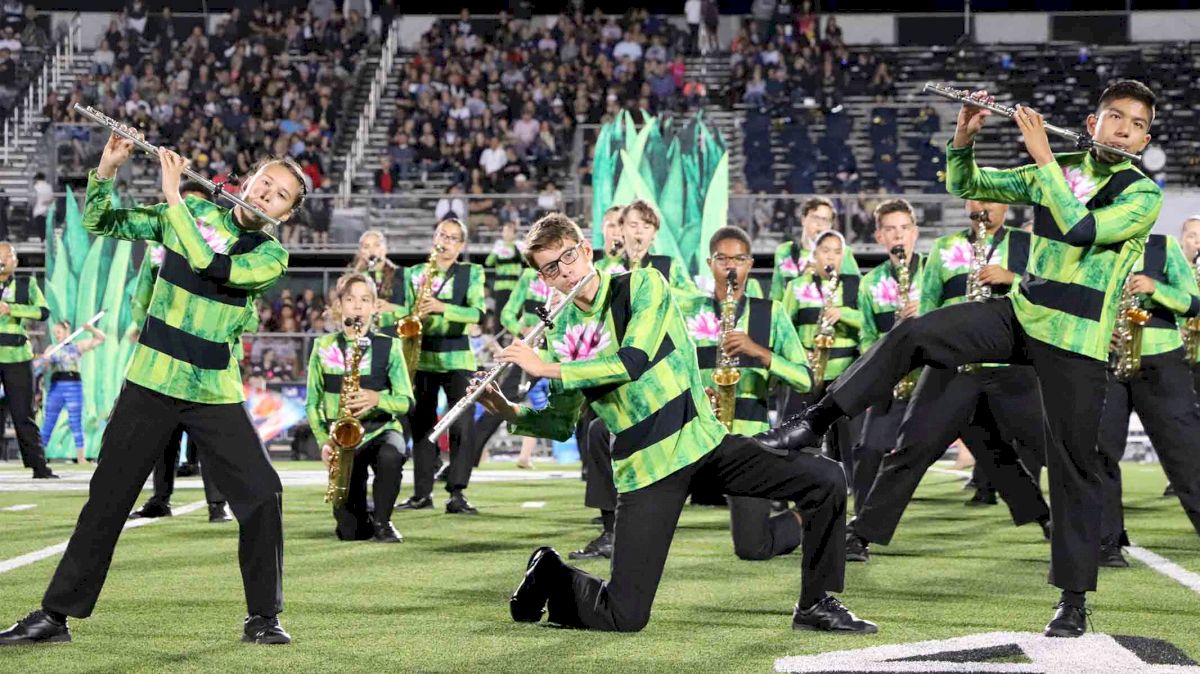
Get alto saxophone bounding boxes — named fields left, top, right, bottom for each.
left=959, top=214, right=993, bottom=374
left=1113, top=274, right=1151, bottom=382
left=709, top=275, right=742, bottom=431
left=891, top=246, right=919, bottom=400
left=325, top=317, right=368, bottom=507
left=1182, top=252, right=1200, bottom=364
left=808, top=265, right=839, bottom=396
left=396, top=244, right=446, bottom=382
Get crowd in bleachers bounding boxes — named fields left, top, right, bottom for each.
left=0, top=3, right=50, bottom=116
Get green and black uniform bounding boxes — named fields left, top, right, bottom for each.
left=507, top=267, right=849, bottom=631
left=1098, top=234, right=1200, bottom=544
left=770, top=239, right=861, bottom=302
left=847, top=226, right=1051, bottom=551
left=485, top=240, right=523, bottom=316
left=307, top=331, right=415, bottom=539
left=42, top=170, right=288, bottom=621
left=676, top=289, right=811, bottom=560
left=622, top=253, right=698, bottom=295
left=825, top=144, right=1163, bottom=595
left=848, top=253, right=924, bottom=512
left=0, top=270, right=52, bottom=476
left=387, top=259, right=485, bottom=502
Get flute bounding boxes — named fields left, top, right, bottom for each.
left=923, top=82, right=1142, bottom=162
left=428, top=269, right=598, bottom=443
left=71, top=104, right=282, bottom=227
left=41, top=311, right=105, bottom=361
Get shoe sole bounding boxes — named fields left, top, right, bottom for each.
left=567, top=552, right=612, bottom=560
left=846, top=553, right=868, bottom=563
left=792, top=622, right=878, bottom=634
left=0, top=633, right=72, bottom=645
left=241, top=635, right=292, bottom=644
left=1043, top=628, right=1085, bottom=638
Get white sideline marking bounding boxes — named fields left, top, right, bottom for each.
left=1126, top=545, right=1200, bottom=595
left=521, top=501, right=545, bottom=509
left=0, top=501, right=207, bottom=575
left=0, top=504, right=36, bottom=511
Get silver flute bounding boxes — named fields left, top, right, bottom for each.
left=71, top=103, right=282, bottom=226
left=428, top=269, right=598, bottom=443
left=923, top=82, right=1142, bottom=162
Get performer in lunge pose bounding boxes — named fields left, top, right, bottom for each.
left=308, top=272, right=415, bottom=543
left=845, top=200, right=923, bottom=513
left=770, top=197, right=860, bottom=302
left=0, top=242, right=56, bottom=479
left=756, top=80, right=1162, bottom=638
left=0, top=125, right=303, bottom=646
left=474, top=213, right=875, bottom=634
left=843, top=200, right=1051, bottom=564
left=389, top=218, right=486, bottom=515
left=1096, top=232, right=1200, bottom=567
left=676, top=226, right=812, bottom=561
left=36, top=319, right=105, bottom=465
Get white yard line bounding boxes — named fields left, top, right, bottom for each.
left=0, top=504, right=36, bottom=511
left=0, top=500, right=207, bottom=575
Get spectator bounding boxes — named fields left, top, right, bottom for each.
left=701, top=0, right=720, bottom=55
left=537, top=180, right=562, bottom=215
left=126, top=0, right=148, bottom=36
left=480, top=137, right=508, bottom=179
left=613, top=32, right=643, bottom=61
left=1, top=0, right=21, bottom=31
left=92, top=39, right=115, bottom=76
left=435, top=184, right=467, bottom=222
left=374, top=155, right=395, bottom=195
left=389, top=132, right=416, bottom=181
left=685, top=0, right=702, bottom=55
left=30, top=172, right=52, bottom=237
left=728, top=180, right=752, bottom=230
left=0, top=26, right=18, bottom=54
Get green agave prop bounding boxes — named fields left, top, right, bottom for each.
left=40, top=186, right=139, bottom=460
left=591, top=110, right=729, bottom=290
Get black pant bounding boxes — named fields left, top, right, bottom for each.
left=147, top=429, right=225, bottom=505
left=1098, top=350, right=1200, bottom=544
left=828, top=298, right=1108, bottom=592
left=0, top=361, right=48, bottom=473
left=727, top=496, right=804, bottom=561
left=543, top=434, right=846, bottom=631
left=492, top=289, right=512, bottom=321
left=334, top=430, right=407, bottom=540
left=583, top=416, right=617, bottom=512
left=851, top=399, right=907, bottom=514
left=471, top=367, right=522, bottom=462
left=409, top=370, right=475, bottom=498
left=43, top=383, right=283, bottom=618
left=852, top=366, right=1049, bottom=545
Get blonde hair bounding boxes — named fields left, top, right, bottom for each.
left=620, top=199, right=660, bottom=230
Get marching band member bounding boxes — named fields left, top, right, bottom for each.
left=770, top=197, right=860, bottom=302
left=0, top=242, right=55, bottom=479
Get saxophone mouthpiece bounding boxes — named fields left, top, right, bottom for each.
left=609, top=240, right=624, bottom=256
left=367, top=255, right=379, bottom=268
left=890, top=245, right=906, bottom=258
left=823, top=264, right=835, bottom=276
left=344, top=316, right=363, bottom=329
left=969, top=210, right=990, bottom=223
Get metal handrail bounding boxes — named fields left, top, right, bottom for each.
left=2, top=13, right=81, bottom=165
left=339, top=17, right=401, bottom=205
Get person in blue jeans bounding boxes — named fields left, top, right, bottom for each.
left=36, top=320, right=105, bottom=464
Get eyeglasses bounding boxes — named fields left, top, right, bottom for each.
left=538, top=242, right=583, bottom=279
left=710, top=254, right=753, bottom=266
left=435, top=231, right=464, bottom=243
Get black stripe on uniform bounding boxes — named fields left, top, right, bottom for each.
left=139, top=315, right=231, bottom=370
left=733, top=397, right=769, bottom=423
left=875, top=311, right=897, bottom=333
left=611, top=389, right=698, bottom=460
left=421, top=335, right=470, bottom=352
left=617, top=335, right=676, bottom=381
left=1020, top=274, right=1105, bottom=321
left=159, top=249, right=249, bottom=307
left=0, top=333, right=28, bottom=346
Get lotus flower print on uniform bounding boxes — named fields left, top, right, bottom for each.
left=1061, top=165, right=1098, bottom=204
left=529, top=277, right=552, bottom=302
left=149, top=244, right=166, bottom=267
left=553, top=320, right=613, bottom=362
left=409, top=270, right=446, bottom=297
left=318, top=342, right=369, bottom=373
left=195, top=218, right=230, bottom=254
left=779, top=256, right=801, bottom=276
left=793, top=281, right=824, bottom=304
left=870, top=276, right=917, bottom=309
left=687, top=310, right=721, bottom=342
left=940, top=240, right=974, bottom=272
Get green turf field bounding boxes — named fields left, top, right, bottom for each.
left=0, top=461, right=1196, bottom=673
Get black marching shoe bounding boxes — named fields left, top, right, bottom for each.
left=0, top=610, right=70, bottom=645
left=242, top=615, right=291, bottom=644
left=1039, top=518, right=1052, bottom=542
left=1044, top=602, right=1089, bottom=638
left=129, top=501, right=172, bottom=519
left=753, top=412, right=823, bottom=456
left=372, top=521, right=403, bottom=543
left=32, top=469, right=60, bottom=480
left=446, top=493, right=478, bottom=515
left=208, top=502, right=232, bottom=523
left=1164, top=483, right=1176, bottom=497
left=568, top=531, right=613, bottom=560
left=965, top=488, right=998, bottom=507
left=846, top=533, right=870, bottom=563
left=511, top=547, right=566, bottom=623
left=792, top=597, right=878, bottom=633
left=1099, top=544, right=1129, bottom=568
left=395, top=495, right=433, bottom=511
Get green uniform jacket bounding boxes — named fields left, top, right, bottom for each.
left=1130, top=234, right=1200, bottom=357
left=385, top=261, right=485, bottom=372
left=781, top=272, right=863, bottom=383
left=770, top=239, right=861, bottom=302
left=0, top=275, right=49, bottom=363
left=305, top=331, right=415, bottom=447
left=859, top=255, right=925, bottom=353
left=484, top=241, right=523, bottom=294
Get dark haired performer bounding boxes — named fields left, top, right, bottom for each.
left=0, top=129, right=305, bottom=645
left=757, top=80, right=1163, bottom=638
left=475, top=213, right=875, bottom=634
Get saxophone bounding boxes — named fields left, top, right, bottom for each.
left=1182, top=252, right=1200, bottom=364
left=396, top=244, right=446, bottom=382
left=891, top=246, right=919, bottom=400
left=808, top=265, right=839, bottom=396
left=709, top=275, right=742, bottom=431
left=325, top=317, right=367, bottom=507
left=1113, top=273, right=1151, bottom=382
left=959, top=214, right=993, bottom=374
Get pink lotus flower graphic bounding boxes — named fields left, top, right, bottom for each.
left=940, top=241, right=974, bottom=271
left=1062, top=165, right=1097, bottom=204
left=779, top=256, right=801, bottom=275
left=410, top=271, right=446, bottom=296
left=195, top=218, right=229, bottom=254
left=609, top=263, right=628, bottom=274
left=529, top=277, right=551, bottom=301
left=687, top=310, right=720, bottom=342
left=492, top=240, right=520, bottom=257
left=318, top=343, right=345, bottom=371
left=794, top=281, right=823, bottom=304
left=694, top=275, right=716, bottom=296
left=872, top=276, right=919, bottom=308
left=149, top=243, right=166, bottom=267
left=553, top=320, right=612, bottom=362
